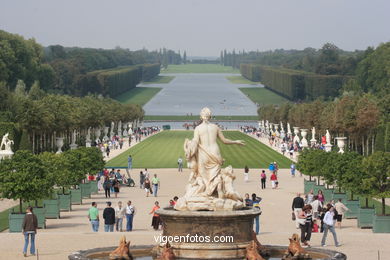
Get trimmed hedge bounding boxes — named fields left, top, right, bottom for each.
left=78, top=66, right=142, bottom=97
left=240, top=64, right=348, bottom=101
left=142, top=64, right=161, bottom=81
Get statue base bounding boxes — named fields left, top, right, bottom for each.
left=85, top=141, right=91, bottom=148
left=324, top=144, right=332, bottom=152
left=0, top=150, right=13, bottom=160
left=155, top=207, right=261, bottom=259
left=70, top=144, right=78, bottom=150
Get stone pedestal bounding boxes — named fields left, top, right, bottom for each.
left=55, top=137, right=64, bottom=154
left=155, top=208, right=261, bottom=259
left=85, top=141, right=91, bottom=148
left=0, top=150, right=13, bottom=160
left=293, top=127, right=300, bottom=144
left=336, top=137, right=347, bottom=153
left=70, top=144, right=78, bottom=150
left=324, top=143, right=332, bottom=152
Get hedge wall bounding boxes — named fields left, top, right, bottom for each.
left=142, top=64, right=161, bottom=81
left=78, top=66, right=142, bottom=97
left=240, top=64, right=348, bottom=101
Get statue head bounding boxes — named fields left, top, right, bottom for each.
left=200, top=107, right=212, bottom=122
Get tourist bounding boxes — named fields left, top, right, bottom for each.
left=106, top=145, right=110, bottom=157
left=268, top=162, right=275, bottom=174
left=290, top=163, right=296, bottom=177
left=152, top=174, right=160, bottom=197
left=115, top=169, right=122, bottom=180
left=103, top=202, right=115, bottom=232
left=115, top=201, right=125, bottom=232
left=144, top=168, right=149, bottom=179
left=103, top=176, right=111, bottom=198
left=321, top=204, right=340, bottom=247
left=173, top=196, right=179, bottom=205
left=88, top=202, right=99, bottom=232
left=112, top=177, right=120, bottom=198
left=312, top=219, right=319, bottom=233
left=252, top=193, right=261, bottom=234
left=270, top=171, right=278, bottom=189
left=317, top=190, right=325, bottom=204
left=297, top=204, right=313, bottom=247
left=292, top=193, right=305, bottom=229
left=178, top=156, right=183, bottom=172
left=289, top=144, right=294, bottom=159
left=149, top=201, right=161, bottom=230
left=280, top=142, right=287, bottom=155
left=310, top=195, right=322, bottom=219
left=334, top=199, right=349, bottom=229
left=260, top=170, right=266, bottom=189
left=139, top=171, right=145, bottom=189
left=128, top=155, right=132, bottom=171
left=125, top=201, right=135, bottom=231
left=144, top=177, right=151, bottom=197
left=244, top=193, right=253, bottom=207
left=273, top=161, right=279, bottom=174
left=22, top=206, right=38, bottom=257
left=305, top=189, right=314, bottom=204
left=244, top=165, right=249, bottom=182
left=168, top=199, right=175, bottom=208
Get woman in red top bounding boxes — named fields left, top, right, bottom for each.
left=149, top=201, right=161, bottom=230
left=270, top=172, right=278, bottom=189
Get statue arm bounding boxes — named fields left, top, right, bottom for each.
left=217, top=128, right=245, bottom=145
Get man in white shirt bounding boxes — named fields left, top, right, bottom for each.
left=321, top=205, right=340, bottom=247
left=125, top=201, right=135, bottom=231
left=177, top=157, right=183, bottom=172
left=115, top=201, right=126, bottom=232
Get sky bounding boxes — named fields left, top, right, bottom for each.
left=1, top=0, right=389, bottom=56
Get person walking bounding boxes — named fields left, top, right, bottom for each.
left=139, top=171, right=145, bottom=189
left=106, top=145, right=110, bottom=158
left=177, top=156, right=183, bottom=172
left=260, top=170, right=266, bottom=189
left=88, top=202, right=99, bottom=232
left=292, top=193, right=305, bottom=229
left=270, top=171, right=278, bottom=189
left=321, top=204, right=340, bottom=247
left=103, top=202, right=115, bottom=232
left=310, top=195, right=323, bottom=219
left=149, top=201, right=161, bottom=230
left=22, top=206, right=38, bottom=257
left=252, top=193, right=262, bottom=235
left=152, top=174, right=160, bottom=197
left=144, top=178, right=151, bottom=197
left=103, top=176, right=111, bottom=198
left=244, top=165, right=249, bottom=182
left=297, top=205, right=313, bottom=247
left=306, top=189, right=314, bottom=204
left=125, top=201, right=135, bottom=231
left=290, top=163, right=296, bottom=177
left=127, top=155, right=133, bottom=171
left=317, top=190, right=325, bottom=204
left=112, top=177, right=120, bottom=198
left=115, top=201, right=126, bottom=232
left=244, top=193, right=253, bottom=207
left=334, top=199, right=349, bottom=229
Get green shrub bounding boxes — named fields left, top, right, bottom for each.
left=142, top=64, right=161, bottom=81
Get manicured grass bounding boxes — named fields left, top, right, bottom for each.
left=161, top=64, right=239, bottom=74
left=226, top=75, right=259, bottom=85
left=106, top=131, right=291, bottom=168
left=142, top=75, right=175, bottom=84
left=144, top=115, right=259, bottom=121
left=239, top=87, right=289, bottom=106
left=115, top=87, right=161, bottom=106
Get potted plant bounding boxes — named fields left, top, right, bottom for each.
left=0, top=151, right=53, bottom=232
left=362, top=152, right=390, bottom=233
left=297, top=149, right=324, bottom=194
left=339, top=152, right=363, bottom=219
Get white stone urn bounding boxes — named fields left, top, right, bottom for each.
left=56, top=137, right=64, bottom=154
left=293, top=127, right=300, bottom=144
left=300, top=129, right=308, bottom=148
left=336, top=137, right=347, bottom=153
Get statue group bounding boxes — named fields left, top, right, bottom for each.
left=0, top=133, right=13, bottom=152
left=175, top=108, right=245, bottom=211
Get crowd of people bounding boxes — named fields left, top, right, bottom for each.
left=292, top=190, right=349, bottom=248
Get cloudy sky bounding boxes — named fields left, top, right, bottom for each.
left=1, top=0, right=389, bottom=56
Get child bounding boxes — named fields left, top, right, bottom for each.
left=312, top=219, right=319, bottom=233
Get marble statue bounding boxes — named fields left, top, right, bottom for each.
left=280, top=122, right=284, bottom=132
left=110, top=121, right=115, bottom=138
left=118, top=121, right=122, bottom=138
left=86, top=127, right=91, bottom=142
left=311, top=127, right=316, bottom=141
left=245, top=241, right=265, bottom=260
left=157, top=242, right=175, bottom=260
left=326, top=130, right=331, bottom=144
left=287, top=123, right=292, bottom=136
left=0, top=133, right=13, bottom=151
left=174, top=108, right=245, bottom=211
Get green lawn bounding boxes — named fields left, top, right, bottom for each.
left=161, top=64, right=239, bottom=74
left=144, top=115, right=259, bottom=121
left=239, top=87, right=289, bottom=106
left=115, top=87, right=161, bottom=106
left=106, top=131, right=291, bottom=168
left=226, top=75, right=259, bottom=85
left=142, top=75, right=175, bottom=84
